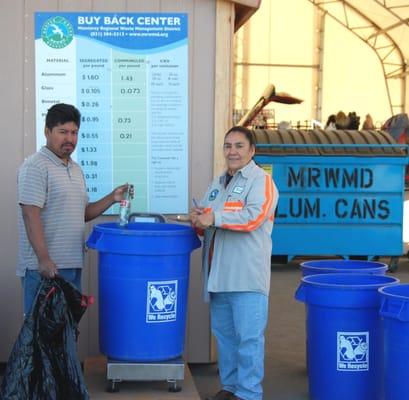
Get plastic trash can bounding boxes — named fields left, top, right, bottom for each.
left=86, top=222, right=201, bottom=362
left=379, top=283, right=409, bottom=400
left=298, top=259, right=388, bottom=379
left=295, top=273, right=399, bottom=400
left=300, top=259, right=388, bottom=276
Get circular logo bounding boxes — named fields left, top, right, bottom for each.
left=41, top=16, right=74, bottom=49
left=209, top=189, right=219, bottom=201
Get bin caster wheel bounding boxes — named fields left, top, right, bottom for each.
left=168, top=380, right=182, bottom=392
left=107, top=380, right=120, bottom=393
left=388, top=257, right=399, bottom=273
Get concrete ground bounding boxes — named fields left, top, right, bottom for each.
left=189, top=257, right=409, bottom=400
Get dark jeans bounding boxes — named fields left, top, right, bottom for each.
left=21, top=268, right=82, bottom=316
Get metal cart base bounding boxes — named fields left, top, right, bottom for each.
left=106, top=357, right=185, bottom=393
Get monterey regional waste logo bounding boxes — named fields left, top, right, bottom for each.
left=41, top=16, right=74, bottom=49
left=146, top=280, right=177, bottom=323
left=337, top=331, right=369, bottom=371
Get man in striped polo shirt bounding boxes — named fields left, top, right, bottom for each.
left=17, top=103, right=128, bottom=315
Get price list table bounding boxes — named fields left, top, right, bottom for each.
left=35, top=12, right=188, bottom=214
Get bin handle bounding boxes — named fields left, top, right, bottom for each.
left=128, top=212, right=167, bottom=223
left=86, top=230, right=103, bottom=249
left=380, top=297, right=409, bottom=321
left=294, top=284, right=306, bottom=303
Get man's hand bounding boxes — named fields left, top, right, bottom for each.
left=113, top=183, right=131, bottom=202
left=85, top=183, right=131, bottom=221
left=38, top=258, right=58, bottom=279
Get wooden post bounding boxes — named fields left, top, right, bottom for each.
left=214, top=0, right=235, bottom=177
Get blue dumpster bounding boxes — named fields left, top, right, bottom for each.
left=295, top=273, right=399, bottom=400
left=253, top=129, right=408, bottom=268
left=300, top=259, right=387, bottom=276
left=379, top=283, right=409, bottom=400
left=86, top=222, right=201, bottom=362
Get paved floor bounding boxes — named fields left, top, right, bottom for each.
left=189, top=257, right=409, bottom=400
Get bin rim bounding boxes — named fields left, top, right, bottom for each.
left=91, top=221, right=196, bottom=236
left=379, top=283, right=409, bottom=299
left=300, top=259, right=388, bottom=272
left=301, top=273, right=399, bottom=290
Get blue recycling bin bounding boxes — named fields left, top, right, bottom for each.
left=86, top=222, right=201, bottom=362
left=300, top=259, right=388, bottom=276
left=379, top=283, right=409, bottom=400
left=295, top=273, right=399, bottom=400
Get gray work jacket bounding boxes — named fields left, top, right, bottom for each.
left=198, top=160, right=279, bottom=301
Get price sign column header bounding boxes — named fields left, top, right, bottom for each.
left=35, top=12, right=188, bottom=214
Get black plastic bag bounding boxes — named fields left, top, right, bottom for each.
left=0, top=276, right=91, bottom=400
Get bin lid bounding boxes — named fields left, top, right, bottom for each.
left=86, top=222, right=201, bottom=255
left=253, top=128, right=408, bottom=157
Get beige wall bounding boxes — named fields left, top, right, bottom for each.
left=0, top=0, right=226, bottom=363
left=0, top=0, right=25, bottom=362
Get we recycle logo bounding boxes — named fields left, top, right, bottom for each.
left=146, top=280, right=178, bottom=323
left=41, top=16, right=74, bottom=49
left=337, top=331, right=369, bottom=371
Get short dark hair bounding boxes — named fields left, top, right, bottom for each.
left=224, top=126, right=256, bottom=147
left=45, top=103, right=81, bottom=130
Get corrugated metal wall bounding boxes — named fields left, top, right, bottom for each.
left=0, top=0, right=217, bottom=363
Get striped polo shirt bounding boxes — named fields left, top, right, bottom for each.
left=17, top=146, right=89, bottom=276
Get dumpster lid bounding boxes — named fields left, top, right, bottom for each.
left=253, top=129, right=408, bottom=156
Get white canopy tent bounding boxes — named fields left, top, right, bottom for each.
left=234, top=0, right=409, bottom=128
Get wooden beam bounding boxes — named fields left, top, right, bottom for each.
left=224, top=0, right=261, bottom=31
left=234, top=4, right=259, bottom=31
left=229, top=0, right=261, bottom=7
left=214, top=0, right=235, bottom=177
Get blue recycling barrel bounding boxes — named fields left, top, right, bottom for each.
left=300, top=259, right=388, bottom=277
left=86, top=222, right=201, bottom=362
left=295, top=273, right=399, bottom=400
left=379, top=283, right=409, bottom=400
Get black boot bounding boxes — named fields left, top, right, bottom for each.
left=205, top=389, right=235, bottom=400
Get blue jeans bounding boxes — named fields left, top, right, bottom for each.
left=21, top=268, right=82, bottom=316
left=210, top=291, right=268, bottom=400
